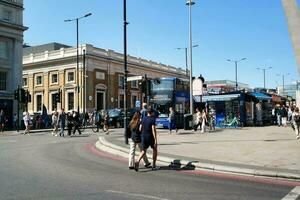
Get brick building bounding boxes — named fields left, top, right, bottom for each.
left=22, top=43, right=187, bottom=114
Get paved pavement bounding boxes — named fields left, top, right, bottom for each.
left=0, top=131, right=296, bottom=200
left=95, top=126, right=300, bottom=181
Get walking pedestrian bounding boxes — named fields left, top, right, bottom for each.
left=23, top=112, right=31, bottom=135
left=281, top=106, right=288, bottom=127
left=208, top=106, right=216, bottom=131
left=201, top=110, right=207, bottom=133
left=276, top=105, right=282, bottom=127
left=67, top=112, right=73, bottom=136
left=140, top=103, right=148, bottom=121
left=72, top=111, right=81, bottom=135
left=128, top=111, right=151, bottom=170
left=13, top=113, right=18, bottom=130
left=193, top=108, right=202, bottom=131
left=58, top=108, right=66, bottom=137
left=168, top=107, right=177, bottom=134
left=271, top=107, right=277, bottom=125
left=135, top=108, right=158, bottom=171
left=0, top=109, right=5, bottom=132
left=292, top=107, right=300, bottom=140
left=103, top=111, right=109, bottom=134
left=51, top=110, right=59, bottom=136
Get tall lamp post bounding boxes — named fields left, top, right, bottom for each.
left=186, top=0, right=195, bottom=115
left=175, top=44, right=199, bottom=77
left=226, top=58, right=247, bottom=91
left=64, top=13, right=92, bottom=113
left=123, top=0, right=129, bottom=144
left=256, top=67, right=272, bottom=89
left=276, top=73, right=290, bottom=96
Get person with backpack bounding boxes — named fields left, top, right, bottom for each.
left=128, top=111, right=151, bottom=170
left=292, top=107, right=300, bottom=140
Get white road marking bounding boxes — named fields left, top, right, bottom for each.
left=0, top=140, right=16, bottom=143
left=105, top=190, right=171, bottom=200
left=282, top=186, right=300, bottom=200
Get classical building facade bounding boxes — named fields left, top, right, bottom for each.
left=282, top=0, right=300, bottom=74
left=0, top=0, right=27, bottom=125
left=23, top=43, right=187, bottom=114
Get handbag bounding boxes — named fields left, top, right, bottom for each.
left=126, top=125, right=132, bottom=138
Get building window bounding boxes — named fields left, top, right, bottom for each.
left=2, top=9, right=12, bottom=22
left=51, top=74, right=58, bottom=84
left=23, top=78, right=27, bottom=87
left=131, top=80, right=138, bottom=88
left=0, top=40, right=8, bottom=59
left=36, top=94, right=42, bottom=112
left=67, top=72, right=74, bottom=82
left=36, top=75, right=42, bottom=86
left=119, top=75, right=124, bottom=88
left=119, top=94, right=124, bottom=109
left=0, top=72, right=7, bottom=91
left=67, top=92, right=74, bottom=111
left=51, top=93, right=59, bottom=111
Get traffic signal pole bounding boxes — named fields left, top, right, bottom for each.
left=17, top=85, right=20, bottom=132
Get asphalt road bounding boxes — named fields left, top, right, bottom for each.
left=0, top=131, right=298, bottom=200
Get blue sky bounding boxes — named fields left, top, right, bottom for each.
left=24, top=0, right=299, bottom=88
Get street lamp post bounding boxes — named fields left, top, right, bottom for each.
left=256, top=67, right=272, bottom=89
left=276, top=73, right=290, bottom=95
left=227, top=58, right=247, bottom=91
left=175, top=44, right=199, bottom=77
left=186, top=0, right=195, bottom=115
left=123, top=0, right=129, bottom=144
left=64, top=13, right=92, bottom=113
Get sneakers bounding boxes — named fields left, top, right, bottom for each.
left=129, top=166, right=135, bottom=170
left=152, top=165, right=160, bottom=171
left=297, top=136, right=300, bottom=140
left=144, top=163, right=151, bottom=168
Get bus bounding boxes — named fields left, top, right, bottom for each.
left=149, top=77, right=190, bottom=129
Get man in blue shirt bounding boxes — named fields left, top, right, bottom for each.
left=134, top=108, right=158, bottom=171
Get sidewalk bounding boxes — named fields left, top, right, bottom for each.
left=95, top=126, right=300, bottom=180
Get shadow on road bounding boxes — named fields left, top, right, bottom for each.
left=139, top=159, right=198, bottom=173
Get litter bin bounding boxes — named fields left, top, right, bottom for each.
left=184, top=114, right=193, bottom=130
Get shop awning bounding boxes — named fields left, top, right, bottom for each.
left=250, top=92, right=272, bottom=100
left=198, top=94, right=240, bottom=102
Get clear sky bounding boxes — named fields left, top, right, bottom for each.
left=24, top=0, right=300, bottom=89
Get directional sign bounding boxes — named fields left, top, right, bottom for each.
left=127, top=75, right=143, bottom=82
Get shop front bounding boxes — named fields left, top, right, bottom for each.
left=201, top=92, right=254, bottom=127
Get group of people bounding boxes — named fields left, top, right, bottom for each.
left=271, top=105, right=300, bottom=139
left=51, top=109, right=85, bottom=137
left=193, top=107, right=216, bottom=133
left=128, top=103, right=159, bottom=171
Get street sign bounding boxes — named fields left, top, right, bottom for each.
left=193, top=78, right=203, bottom=95
left=127, top=75, right=143, bottom=82
left=135, top=100, right=141, bottom=108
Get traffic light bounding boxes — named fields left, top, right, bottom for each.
left=14, top=89, right=19, bottom=101
left=20, top=89, right=26, bottom=103
left=55, top=90, right=61, bottom=103
left=25, top=91, right=31, bottom=103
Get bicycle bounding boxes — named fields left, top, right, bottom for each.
left=220, top=117, right=243, bottom=128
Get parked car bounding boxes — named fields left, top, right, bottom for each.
left=107, top=108, right=141, bottom=128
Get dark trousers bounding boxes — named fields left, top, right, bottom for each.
left=73, top=125, right=81, bottom=135
left=194, top=122, right=201, bottom=131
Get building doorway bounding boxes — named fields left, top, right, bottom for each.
left=96, top=90, right=105, bottom=111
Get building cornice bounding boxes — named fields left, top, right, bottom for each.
left=0, top=0, right=23, bottom=9
left=23, top=44, right=187, bottom=77
left=0, top=20, right=28, bottom=32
